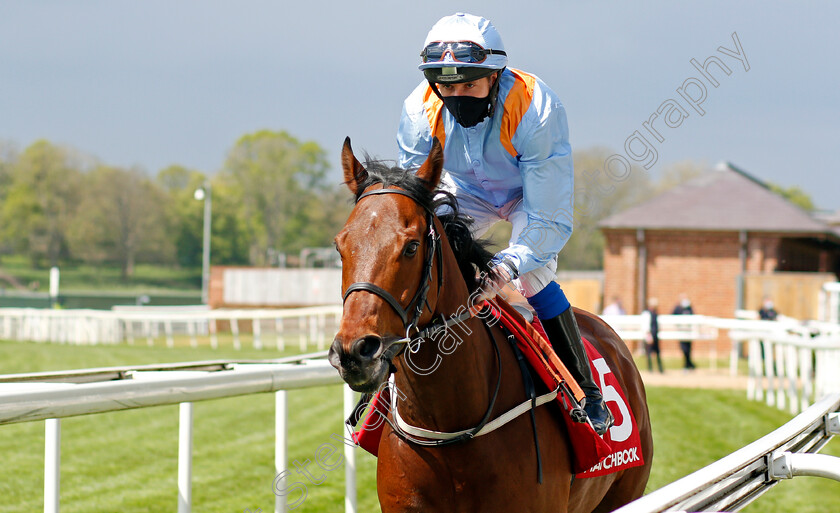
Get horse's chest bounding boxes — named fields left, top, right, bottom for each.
left=377, top=442, right=565, bottom=512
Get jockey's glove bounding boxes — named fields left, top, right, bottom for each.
left=472, top=258, right=518, bottom=305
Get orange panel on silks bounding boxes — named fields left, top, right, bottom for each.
left=421, top=68, right=537, bottom=158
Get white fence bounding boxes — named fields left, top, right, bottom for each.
left=1, top=355, right=837, bottom=513
left=1, top=324, right=839, bottom=511
left=600, top=313, right=719, bottom=343
left=0, top=355, right=348, bottom=513
left=601, top=314, right=840, bottom=414
left=729, top=323, right=840, bottom=414
left=0, top=305, right=343, bottom=350
left=3, top=305, right=840, bottom=414
left=820, top=281, right=840, bottom=324
left=614, top=393, right=840, bottom=512
left=610, top=312, right=840, bottom=511
left=3, top=307, right=839, bottom=412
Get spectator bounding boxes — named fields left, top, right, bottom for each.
left=672, top=293, right=696, bottom=371
left=602, top=296, right=626, bottom=316
left=757, top=295, right=779, bottom=366
left=641, top=297, right=664, bottom=373
left=758, top=296, right=778, bottom=321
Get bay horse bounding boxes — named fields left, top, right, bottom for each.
left=328, top=137, right=653, bottom=512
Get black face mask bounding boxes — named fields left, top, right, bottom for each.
left=441, top=95, right=491, bottom=128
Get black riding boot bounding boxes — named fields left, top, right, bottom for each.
left=540, top=308, right=614, bottom=436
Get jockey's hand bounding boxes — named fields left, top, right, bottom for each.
left=472, top=263, right=514, bottom=306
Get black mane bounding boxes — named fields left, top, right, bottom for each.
left=352, top=159, right=494, bottom=291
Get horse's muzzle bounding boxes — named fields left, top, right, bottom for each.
left=328, top=335, right=391, bottom=393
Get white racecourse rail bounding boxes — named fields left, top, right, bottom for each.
left=820, top=281, right=840, bottom=324
left=613, top=392, right=840, bottom=512
left=1, top=307, right=839, bottom=512
left=0, top=305, right=343, bottom=350
left=602, top=313, right=840, bottom=413
left=0, top=357, right=837, bottom=513
left=2, top=305, right=839, bottom=412
left=0, top=355, right=349, bottom=513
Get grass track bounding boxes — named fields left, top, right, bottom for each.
left=0, top=340, right=837, bottom=512
left=0, top=255, right=200, bottom=293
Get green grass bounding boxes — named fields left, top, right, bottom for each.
left=0, top=254, right=200, bottom=293
left=0, top=340, right=837, bottom=512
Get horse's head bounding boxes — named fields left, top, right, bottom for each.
left=328, top=137, right=444, bottom=393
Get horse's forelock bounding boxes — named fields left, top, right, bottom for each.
left=356, top=158, right=435, bottom=212
left=351, top=159, right=493, bottom=291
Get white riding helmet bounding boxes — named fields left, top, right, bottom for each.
left=419, top=13, right=508, bottom=84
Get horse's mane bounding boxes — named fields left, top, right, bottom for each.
left=352, top=158, right=494, bottom=291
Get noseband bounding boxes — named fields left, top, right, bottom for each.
left=341, top=187, right=444, bottom=346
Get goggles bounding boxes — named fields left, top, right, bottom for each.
left=420, top=41, right=506, bottom=64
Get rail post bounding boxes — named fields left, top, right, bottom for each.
left=275, top=390, right=287, bottom=513
left=44, top=418, right=60, bottom=513
left=343, top=385, right=357, bottom=513
left=178, top=402, right=194, bottom=513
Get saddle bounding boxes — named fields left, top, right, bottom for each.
left=347, top=298, right=645, bottom=477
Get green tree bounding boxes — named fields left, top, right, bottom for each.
left=558, top=148, right=654, bottom=270
left=293, top=186, right=353, bottom=260
left=768, top=183, right=815, bottom=212
left=68, top=165, right=172, bottom=279
left=0, top=141, right=18, bottom=256
left=156, top=165, right=250, bottom=268
left=656, top=160, right=708, bottom=193
left=0, top=141, right=16, bottom=204
left=206, top=179, right=251, bottom=266
left=221, top=130, right=336, bottom=265
left=157, top=165, right=208, bottom=268
left=0, top=140, right=84, bottom=267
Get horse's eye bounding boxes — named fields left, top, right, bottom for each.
left=404, top=241, right=420, bottom=257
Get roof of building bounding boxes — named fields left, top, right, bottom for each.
left=599, top=162, right=833, bottom=234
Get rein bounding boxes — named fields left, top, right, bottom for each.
left=342, top=185, right=555, bottom=449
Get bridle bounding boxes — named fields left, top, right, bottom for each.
left=341, top=186, right=444, bottom=358
left=340, top=184, right=573, bottom=460
left=341, top=184, right=508, bottom=447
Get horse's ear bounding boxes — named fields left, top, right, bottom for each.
left=416, top=137, right=443, bottom=191
left=341, top=137, right=368, bottom=194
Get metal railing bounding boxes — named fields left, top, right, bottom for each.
left=3, top=358, right=837, bottom=513
left=820, top=282, right=840, bottom=324
left=0, top=305, right=343, bottom=350
left=613, top=393, right=840, bottom=512
left=0, top=354, right=350, bottom=513
left=3, top=306, right=839, bottom=413
left=1, top=323, right=838, bottom=512
left=725, top=322, right=840, bottom=413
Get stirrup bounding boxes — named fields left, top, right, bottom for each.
left=585, top=398, right=614, bottom=436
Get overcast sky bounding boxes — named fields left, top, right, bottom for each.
left=2, top=1, right=838, bottom=211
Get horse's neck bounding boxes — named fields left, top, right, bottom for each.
left=392, top=229, right=499, bottom=433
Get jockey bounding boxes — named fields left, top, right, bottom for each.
left=397, top=12, right=613, bottom=435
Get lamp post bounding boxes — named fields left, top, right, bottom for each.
left=194, top=182, right=212, bottom=305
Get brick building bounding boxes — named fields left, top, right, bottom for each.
left=599, top=163, right=840, bottom=319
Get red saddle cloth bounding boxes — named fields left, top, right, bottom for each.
left=350, top=300, right=644, bottom=478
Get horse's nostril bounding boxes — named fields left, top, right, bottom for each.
left=328, top=338, right=343, bottom=369
left=357, top=336, right=382, bottom=359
